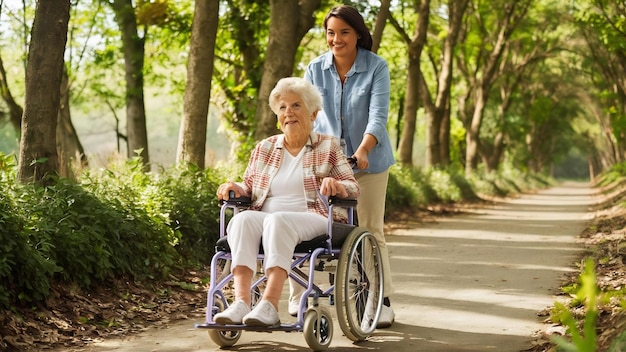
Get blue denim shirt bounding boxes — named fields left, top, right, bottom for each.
left=305, top=48, right=395, bottom=174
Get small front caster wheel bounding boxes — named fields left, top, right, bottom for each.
left=207, top=298, right=242, bottom=347
left=303, top=306, right=333, bottom=351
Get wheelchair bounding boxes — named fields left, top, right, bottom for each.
left=195, top=191, right=384, bottom=351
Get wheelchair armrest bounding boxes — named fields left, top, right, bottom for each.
left=328, top=196, right=357, bottom=208
left=219, top=190, right=252, bottom=207
left=219, top=196, right=252, bottom=207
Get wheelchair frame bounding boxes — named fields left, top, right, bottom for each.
left=195, top=193, right=384, bottom=351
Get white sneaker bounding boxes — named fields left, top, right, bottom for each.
left=376, top=305, right=395, bottom=328
left=243, top=300, right=280, bottom=327
left=213, top=299, right=250, bottom=325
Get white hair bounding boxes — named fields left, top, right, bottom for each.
left=268, top=77, right=323, bottom=115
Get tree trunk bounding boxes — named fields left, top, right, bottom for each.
left=483, top=130, right=504, bottom=172
left=254, top=0, right=320, bottom=140
left=0, top=54, right=23, bottom=132
left=109, top=0, right=149, bottom=170
left=177, top=0, right=219, bottom=168
left=18, top=0, right=70, bottom=184
left=371, top=0, right=390, bottom=53
left=465, top=86, right=486, bottom=172
left=439, top=95, right=451, bottom=164
left=56, top=66, right=87, bottom=179
left=393, top=0, right=430, bottom=167
left=397, top=53, right=421, bottom=167
left=433, top=0, right=468, bottom=167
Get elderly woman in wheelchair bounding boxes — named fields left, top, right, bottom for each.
left=201, top=77, right=384, bottom=351
left=214, top=77, right=359, bottom=327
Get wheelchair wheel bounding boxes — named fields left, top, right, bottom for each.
left=334, top=228, right=383, bottom=342
left=303, top=306, right=334, bottom=351
left=207, top=298, right=242, bottom=347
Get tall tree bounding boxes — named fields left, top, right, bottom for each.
left=576, top=0, right=626, bottom=163
left=1, top=1, right=87, bottom=178
left=371, top=0, right=391, bottom=53
left=57, top=66, right=88, bottom=178
left=17, top=0, right=70, bottom=183
left=211, top=0, right=268, bottom=160
left=254, top=0, right=321, bottom=140
left=421, top=0, right=469, bottom=167
left=480, top=32, right=551, bottom=172
left=456, top=0, right=532, bottom=174
left=108, top=0, right=149, bottom=170
left=176, top=0, right=219, bottom=168
left=391, top=0, right=430, bottom=167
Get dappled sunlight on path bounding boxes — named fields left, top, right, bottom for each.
left=385, top=181, right=593, bottom=351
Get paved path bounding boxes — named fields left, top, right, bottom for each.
left=67, top=182, right=595, bottom=351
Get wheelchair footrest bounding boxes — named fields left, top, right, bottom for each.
left=195, top=322, right=302, bottom=332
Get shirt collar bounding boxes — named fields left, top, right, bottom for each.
left=322, top=47, right=368, bottom=75
left=276, top=131, right=320, bottom=150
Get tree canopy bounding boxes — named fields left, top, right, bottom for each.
left=0, top=0, right=624, bottom=181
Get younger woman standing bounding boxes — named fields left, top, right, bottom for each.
left=301, top=4, right=396, bottom=328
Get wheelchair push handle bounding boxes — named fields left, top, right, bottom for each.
left=347, top=157, right=357, bottom=168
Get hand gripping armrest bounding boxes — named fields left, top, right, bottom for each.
left=328, top=196, right=357, bottom=208
left=219, top=190, right=252, bottom=207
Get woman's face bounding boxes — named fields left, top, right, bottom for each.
left=277, top=92, right=315, bottom=139
left=326, top=16, right=358, bottom=59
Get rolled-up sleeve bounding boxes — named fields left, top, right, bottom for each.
left=364, top=61, right=390, bottom=144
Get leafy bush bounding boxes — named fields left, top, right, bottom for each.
left=386, top=164, right=482, bottom=216
left=449, top=171, right=479, bottom=201
left=0, top=154, right=226, bottom=309
left=0, top=188, right=60, bottom=307
left=595, top=162, right=626, bottom=187
left=149, top=163, right=224, bottom=265
left=466, top=163, right=552, bottom=198
left=426, top=168, right=461, bottom=202
left=0, top=155, right=60, bottom=307
left=386, top=165, right=436, bottom=215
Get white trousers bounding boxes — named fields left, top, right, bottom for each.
left=226, top=211, right=328, bottom=273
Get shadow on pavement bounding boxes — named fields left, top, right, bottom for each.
left=219, top=321, right=531, bottom=351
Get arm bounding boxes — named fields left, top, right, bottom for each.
left=321, top=138, right=360, bottom=199
left=363, top=60, right=391, bottom=144
left=354, top=59, right=390, bottom=169
left=353, top=133, right=378, bottom=170
left=216, top=143, right=260, bottom=201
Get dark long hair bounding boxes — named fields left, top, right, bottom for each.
left=323, top=5, right=373, bottom=51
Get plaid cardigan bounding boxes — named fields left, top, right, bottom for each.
left=234, top=131, right=359, bottom=222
